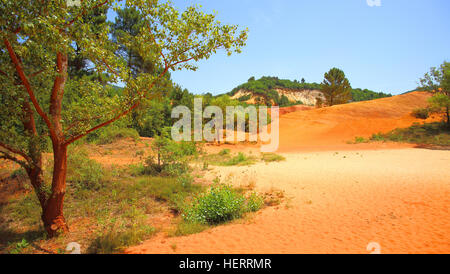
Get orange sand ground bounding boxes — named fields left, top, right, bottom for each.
left=126, top=92, right=450, bottom=254
left=276, top=91, right=438, bottom=152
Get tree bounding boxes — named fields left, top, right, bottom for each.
left=301, top=78, right=305, bottom=84
left=419, top=61, right=450, bottom=127
left=321, top=68, right=352, bottom=106
left=0, top=0, right=247, bottom=237
left=112, top=6, right=156, bottom=78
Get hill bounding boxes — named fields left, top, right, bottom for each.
left=228, top=76, right=392, bottom=106
left=275, top=91, right=436, bottom=152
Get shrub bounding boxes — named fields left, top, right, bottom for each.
left=223, top=152, right=254, bottom=166
left=412, top=108, right=430, bottom=119
left=353, top=136, right=368, bottom=143
left=67, top=148, right=104, bottom=191
left=183, top=184, right=246, bottom=225
left=246, top=192, right=264, bottom=212
left=95, top=126, right=140, bottom=145
left=261, top=153, right=285, bottom=163
left=88, top=225, right=156, bottom=254
left=146, top=131, right=198, bottom=176
left=218, top=149, right=231, bottom=156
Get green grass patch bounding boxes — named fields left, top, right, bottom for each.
left=368, top=122, right=450, bottom=146
left=261, top=153, right=286, bottom=163
left=200, top=151, right=257, bottom=167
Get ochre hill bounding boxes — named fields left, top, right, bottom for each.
left=276, top=91, right=435, bottom=152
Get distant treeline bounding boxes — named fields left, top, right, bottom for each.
left=228, top=76, right=392, bottom=104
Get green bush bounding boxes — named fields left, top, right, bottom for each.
left=88, top=225, right=156, bottom=254
left=183, top=184, right=245, bottom=225
left=412, top=108, right=430, bottom=119
left=95, top=126, right=140, bottom=145
left=67, top=148, right=104, bottom=191
left=261, top=153, right=285, bottom=163
left=145, top=132, right=198, bottom=177
left=246, top=192, right=264, bottom=212
left=223, top=152, right=254, bottom=166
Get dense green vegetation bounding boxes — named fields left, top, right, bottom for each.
left=350, top=122, right=449, bottom=146
left=418, top=61, right=450, bottom=127
left=228, top=76, right=391, bottom=106
left=351, top=88, right=392, bottom=102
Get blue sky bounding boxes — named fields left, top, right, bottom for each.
left=109, top=0, right=450, bottom=95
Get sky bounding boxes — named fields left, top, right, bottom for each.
left=109, top=0, right=450, bottom=95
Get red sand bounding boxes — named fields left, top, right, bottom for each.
left=276, top=91, right=436, bottom=152
left=126, top=92, right=450, bottom=254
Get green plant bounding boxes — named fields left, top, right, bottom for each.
left=170, top=222, right=208, bottom=237
left=219, top=149, right=231, bottom=156
left=412, top=108, right=430, bottom=119
left=67, top=148, right=105, bottom=191
left=88, top=225, right=156, bottom=254
left=223, top=152, right=255, bottom=166
left=8, top=238, right=30, bottom=254
left=261, top=153, right=286, bottom=163
left=351, top=136, right=368, bottom=144
left=95, top=126, right=140, bottom=145
left=246, top=193, right=264, bottom=212
left=183, top=184, right=246, bottom=225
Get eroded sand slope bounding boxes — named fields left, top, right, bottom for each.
left=276, top=91, right=435, bottom=151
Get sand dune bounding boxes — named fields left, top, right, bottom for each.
left=276, top=91, right=435, bottom=152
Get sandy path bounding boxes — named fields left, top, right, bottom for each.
left=126, top=148, right=450, bottom=254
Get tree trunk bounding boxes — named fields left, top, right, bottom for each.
left=42, top=144, right=69, bottom=237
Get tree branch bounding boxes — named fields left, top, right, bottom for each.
left=66, top=0, right=110, bottom=27
left=64, top=66, right=170, bottom=146
left=0, top=141, right=31, bottom=165
left=3, top=38, right=57, bottom=141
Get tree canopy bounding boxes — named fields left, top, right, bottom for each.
left=0, top=0, right=248, bottom=237
left=321, top=68, right=352, bottom=106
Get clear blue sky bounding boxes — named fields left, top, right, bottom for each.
left=109, top=0, right=450, bottom=95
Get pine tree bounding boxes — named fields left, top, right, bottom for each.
left=321, top=68, right=352, bottom=106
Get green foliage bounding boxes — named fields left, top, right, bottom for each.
left=230, top=76, right=322, bottom=97
left=88, top=225, right=156, bottom=254
left=200, top=151, right=256, bottom=167
left=143, top=130, right=199, bottom=176
left=368, top=122, right=450, bottom=146
left=412, top=108, right=430, bottom=119
left=229, top=76, right=384, bottom=107
left=93, top=126, right=140, bottom=145
left=183, top=184, right=246, bottom=225
left=246, top=193, right=264, bottom=212
left=136, top=176, right=204, bottom=212
left=419, top=61, right=450, bottom=126
left=350, top=136, right=369, bottom=144
left=428, top=93, right=450, bottom=126
left=170, top=222, right=208, bottom=237
left=229, top=76, right=318, bottom=106
left=261, top=153, right=286, bottom=163
left=223, top=152, right=255, bottom=166
left=66, top=147, right=105, bottom=191
left=351, top=88, right=392, bottom=102
left=8, top=239, right=30, bottom=254
left=219, top=149, right=231, bottom=156
left=321, top=68, right=352, bottom=106
left=0, top=0, right=247, bottom=235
